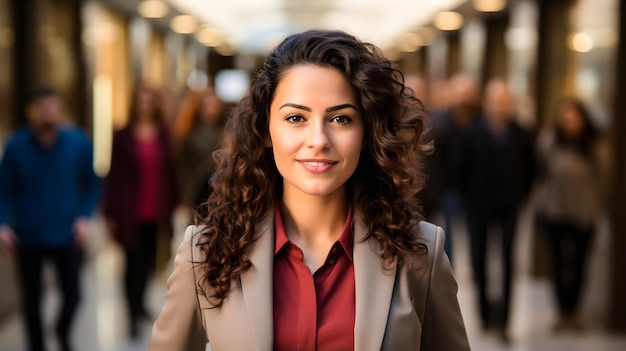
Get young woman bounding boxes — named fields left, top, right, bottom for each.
left=149, top=30, right=469, bottom=351
left=173, top=85, right=227, bottom=214
left=103, top=82, right=178, bottom=338
left=536, top=98, right=612, bottom=332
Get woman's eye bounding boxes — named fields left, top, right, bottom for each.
left=331, top=115, right=352, bottom=124
left=285, top=114, right=304, bottom=123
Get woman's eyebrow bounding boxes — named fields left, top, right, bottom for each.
left=279, top=103, right=311, bottom=111
left=279, top=103, right=358, bottom=112
left=325, top=103, right=358, bottom=112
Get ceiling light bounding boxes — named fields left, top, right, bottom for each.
left=473, top=0, right=507, bottom=13
left=569, top=32, right=593, bottom=53
left=215, top=45, right=235, bottom=57
left=138, top=0, right=169, bottom=19
left=434, top=11, right=464, bottom=31
left=170, top=15, right=198, bottom=34
left=196, top=26, right=222, bottom=47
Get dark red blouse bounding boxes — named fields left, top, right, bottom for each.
left=135, top=137, right=163, bottom=221
left=273, top=205, right=355, bottom=351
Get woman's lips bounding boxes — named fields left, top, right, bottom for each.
left=298, top=160, right=337, bottom=173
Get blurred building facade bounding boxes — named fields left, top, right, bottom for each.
left=0, top=0, right=625, bottom=333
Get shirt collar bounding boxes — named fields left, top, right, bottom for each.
left=273, top=202, right=354, bottom=261
left=274, top=202, right=290, bottom=255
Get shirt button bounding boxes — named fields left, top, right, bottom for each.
left=328, top=258, right=336, bottom=265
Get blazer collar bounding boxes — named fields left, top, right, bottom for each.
left=353, top=212, right=398, bottom=351
left=240, top=212, right=275, bottom=351
left=239, top=210, right=396, bottom=351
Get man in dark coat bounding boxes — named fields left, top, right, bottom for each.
left=463, top=79, right=536, bottom=342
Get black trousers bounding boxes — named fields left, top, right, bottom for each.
left=123, top=222, right=157, bottom=329
left=466, top=209, right=517, bottom=330
left=16, top=246, right=83, bottom=351
left=542, top=219, right=593, bottom=315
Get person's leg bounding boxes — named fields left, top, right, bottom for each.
left=564, top=225, right=593, bottom=319
left=135, top=222, right=157, bottom=320
left=499, top=210, right=517, bottom=334
left=442, top=192, right=459, bottom=263
left=17, top=248, right=46, bottom=351
left=51, top=247, right=82, bottom=351
left=124, top=244, right=141, bottom=337
left=543, top=220, right=571, bottom=329
left=125, top=223, right=158, bottom=338
left=467, top=212, right=489, bottom=329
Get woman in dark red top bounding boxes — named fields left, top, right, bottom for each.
left=103, top=83, right=178, bottom=339
left=150, top=30, right=469, bottom=351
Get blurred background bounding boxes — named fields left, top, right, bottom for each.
left=1, top=0, right=626, bottom=350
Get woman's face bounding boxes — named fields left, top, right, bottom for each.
left=557, top=103, right=584, bottom=139
left=268, top=65, right=364, bottom=199
left=136, top=87, right=155, bottom=120
left=201, top=88, right=223, bottom=123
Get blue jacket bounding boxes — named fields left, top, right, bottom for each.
left=0, top=126, right=101, bottom=248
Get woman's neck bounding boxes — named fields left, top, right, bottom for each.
left=280, top=189, right=348, bottom=272
left=133, top=119, right=158, bottom=141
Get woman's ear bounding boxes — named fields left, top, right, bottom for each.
left=264, top=136, right=272, bottom=148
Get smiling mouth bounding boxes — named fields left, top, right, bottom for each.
left=298, top=160, right=338, bottom=173
left=302, top=161, right=334, bottom=167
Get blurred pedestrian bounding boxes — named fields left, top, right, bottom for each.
left=149, top=29, right=469, bottom=351
left=0, top=86, right=100, bottom=351
left=428, top=73, right=482, bottom=261
left=173, top=85, right=227, bottom=218
left=102, top=82, right=178, bottom=338
left=535, top=97, right=612, bottom=332
left=463, top=79, right=536, bottom=341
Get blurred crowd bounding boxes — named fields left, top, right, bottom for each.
left=409, top=72, right=612, bottom=343
left=0, top=71, right=613, bottom=349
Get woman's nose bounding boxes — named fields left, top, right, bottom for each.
left=307, top=121, right=331, bottom=150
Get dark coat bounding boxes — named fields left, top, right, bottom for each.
left=463, top=117, right=536, bottom=216
left=102, top=126, right=178, bottom=247
left=418, top=109, right=477, bottom=217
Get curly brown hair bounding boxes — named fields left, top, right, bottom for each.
left=195, top=29, right=431, bottom=307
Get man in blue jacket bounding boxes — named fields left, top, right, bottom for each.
left=0, top=86, right=100, bottom=351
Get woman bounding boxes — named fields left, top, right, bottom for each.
left=174, top=85, right=227, bottom=215
left=536, top=98, right=612, bottom=332
left=102, top=83, right=178, bottom=338
left=149, top=30, right=469, bottom=351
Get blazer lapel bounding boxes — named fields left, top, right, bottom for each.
left=239, top=213, right=275, bottom=351
left=353, top=215, right=397, bottom=351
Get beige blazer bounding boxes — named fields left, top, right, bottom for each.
left=149, top=213, right=470, bottom=351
